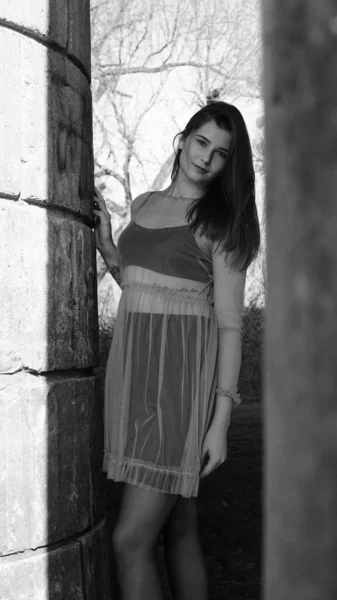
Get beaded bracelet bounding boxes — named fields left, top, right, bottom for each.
left=215, top=387, right=242, bottom=406
left=109, top=265, right=121, bottom=285
left=109, top=265, right=120, bottom=276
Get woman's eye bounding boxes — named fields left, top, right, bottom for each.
left=197, top=139, right=206, bottom=146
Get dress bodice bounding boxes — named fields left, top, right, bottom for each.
left=117, top=220, right=214, bottom=298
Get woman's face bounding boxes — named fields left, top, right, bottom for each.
left=178, top=120, right=232, bottom=187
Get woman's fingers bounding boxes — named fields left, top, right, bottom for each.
left=94, top=186, right=105, bottom=202
left=200, top=440, right=224, bottom=477
left=200, top=461, right=213, bottom=478
left=93, top=193, right=105, bottom=208
left=200, top=459, right=221, bottom=478
left=93, top=188, right=111, bottom=218
left=200, top=446, right=210, bottom=478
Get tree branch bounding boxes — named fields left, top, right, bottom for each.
left=99, top=61, right=223, bottom=76
left=95, top=167, right=125, bottom=187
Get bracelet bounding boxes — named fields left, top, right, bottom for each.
left=109, top=265, right=120, bottom=275
left=109, top=265, right=122, bottom=285
left=215, top=387, right=242, bottom=406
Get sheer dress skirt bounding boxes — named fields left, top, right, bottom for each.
left=103, top=267, right=218, bottom=498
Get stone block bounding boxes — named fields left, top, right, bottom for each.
left=0, top=28, right=21, bottom=198
left=0, top=201, right=99, bottom=372
left=0, top=372, right=105, bottom=556
left=79, top=518, right=113, bottom=600
left=47, top=208, right=99, bottom=370
left=47, top=50, right=94, bottom=218
left=0, top=30, right=92, bottom=218
left=18, top=34, right=49, bottom=204
left=18, top=35, right=93, bottom=218
left=0, top=0, right=90, bottom=74
left=0, top=542, right=84, bottom=600
left=0, top=520, right=113, bottom=600
left=67, top=0, right=91, bottom=75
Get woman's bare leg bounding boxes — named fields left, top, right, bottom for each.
left=112, top=483, right=179, bottom=600
left=162, top=497, right=208, bottom=600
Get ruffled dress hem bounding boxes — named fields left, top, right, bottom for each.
left=103, top=454, right=200, bottom=498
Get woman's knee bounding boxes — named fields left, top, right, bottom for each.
left=112, top=483, right=179, bottom=558
left=112, top=526, right=138, bottom=560
left=112, top=521, right=149, bottom=559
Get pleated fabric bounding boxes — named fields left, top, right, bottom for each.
left=103, top=221, right=219, bottom=498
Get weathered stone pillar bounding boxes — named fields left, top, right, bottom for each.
left=0, top=2, right=112, bottom=598
left=263, top=1, right=337, bottom=599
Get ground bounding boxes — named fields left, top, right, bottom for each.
left=106, top=403, right=262, bottom=599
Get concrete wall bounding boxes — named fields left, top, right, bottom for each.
left=0, top=2, right=112, bottom=597
left=263, top=1, right=337, bottom=598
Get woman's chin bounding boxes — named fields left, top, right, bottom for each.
left=186, top=170, right=208, bottom=184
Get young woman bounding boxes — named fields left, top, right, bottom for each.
left=93, top=101, right=260, bottom=600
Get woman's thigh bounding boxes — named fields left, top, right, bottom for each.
left=162, top=496, right=199, bottom=543
left=113, top=483, right=179, bottom=552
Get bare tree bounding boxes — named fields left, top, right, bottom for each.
left=91, top=0, right=193, bottom=218
left=91, top=0, right=261, bottom=198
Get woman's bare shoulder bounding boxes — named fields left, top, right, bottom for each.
left=130, top=191, right=152, bottom=218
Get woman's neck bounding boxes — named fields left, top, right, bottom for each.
left=161, top=174, right=206, bottom=201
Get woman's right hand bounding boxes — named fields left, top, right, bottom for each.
left=93, top=187, right=114, bottom=252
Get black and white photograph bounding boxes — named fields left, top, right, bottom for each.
left=1, top=1, right=336, bottom=599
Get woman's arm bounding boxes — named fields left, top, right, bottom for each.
left=212, top=329, right=242, bottom=428
left=93, top=189, right=153, bottom=287
left=93, top=188, right=121, bottom=286
left=200, top=247, right=246, bottom=478
left=212, top=246, right=246, bottom=422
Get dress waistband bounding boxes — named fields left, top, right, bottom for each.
left=121, top=281, right=214, bottom=307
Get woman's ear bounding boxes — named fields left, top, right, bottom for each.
left=178, top=135, right=185, bottom=151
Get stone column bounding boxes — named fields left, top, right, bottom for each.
left=263, top=1, right=337, bottom=599
left=0, top=2, right=112, bottom=598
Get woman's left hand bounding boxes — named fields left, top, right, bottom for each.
left=200, top=422, right=228, bottom=478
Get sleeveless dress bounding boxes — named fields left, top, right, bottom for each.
left=103, top=207, right=244, bottom=498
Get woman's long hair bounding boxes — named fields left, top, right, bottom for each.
left=171, top=101, right=260, bottom=272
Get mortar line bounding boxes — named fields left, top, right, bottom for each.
left=0, top=367, right=100, bottom=378
left=0, top=518, right=108, bottom=563
left=1, top=195, right=96, bottom=229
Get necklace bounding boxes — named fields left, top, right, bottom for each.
left=157, top=190, right=204, bottom=202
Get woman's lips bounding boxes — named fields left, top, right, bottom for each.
left=193, top=163, right=208, bottom=173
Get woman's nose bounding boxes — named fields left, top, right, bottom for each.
left=202, top=151, right=212, bottom=165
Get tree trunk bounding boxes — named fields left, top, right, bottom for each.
left=263, top=1, right=337, bottom=598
